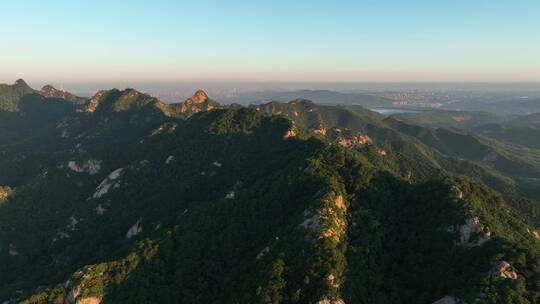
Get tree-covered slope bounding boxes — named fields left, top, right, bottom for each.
left=1, top=90, right=540, bottom=303
left=0, top=79, right=37, bottom=111
left=390, top=109, right=503, bottom=128
left=253, top=99, right=540, bottom=227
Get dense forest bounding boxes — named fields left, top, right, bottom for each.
left=1, top=81, right=540, bottom=303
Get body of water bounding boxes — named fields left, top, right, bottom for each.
left=369, top=107, right=422, bottom=115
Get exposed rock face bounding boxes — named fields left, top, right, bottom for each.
left=0, top=186, right=12, bottom=201
left=66, top=287, right=81, bottom=303
left=165, top=155, right=175, bottom=165
left=92, top=168, right=123, bottom=198
left=66, top=285, right=102, bottom=303
left=337, top=134, right=372, bottom=148
left=316, top=298, right=346, bottom=304
left=527, top=228, right=540, bottom=240
left=432, top=296, right=464, bottom=304
left=0, top=79, right=36, bottom=111
left=68, top=160, right=102, bottom=175
left=40, top=85, right=88, bottom=105
left=189, top=90, right=209, bottom=103
left=85, top=90, right=108, bottom=113
left=283, top=128, right=297, bottom=139
left=445, top=217, right=491, bottom=247
left=170, top=90, right=220, bottom=117
left=256, top=246, right=270, bottom=260
left=313, top=127, right=327, bottom=136
left=76, top=297, right=101, bottom=304
left=450, top=186, right=464, bottom=200
left=301, top=193, right=346, bottom=243
left=490, top=261, right=518, bottom=280
left=458, top=217, right=491, bottom=247
left=126, top=219, right=143, bottom=239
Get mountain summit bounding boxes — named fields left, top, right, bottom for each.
left=40, top=84, right=88, bottom=105
left=0, top=79, right=36, bottom=111
left=14, top=78, right=30, bottom=88
left=169, top=89, right=221, bottom=117
left=189, top=89, right=209, bottom=103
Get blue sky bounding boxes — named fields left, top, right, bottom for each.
left=1, top=0, right=539, bottom=83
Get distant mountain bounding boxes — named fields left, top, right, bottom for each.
left=253, top=99, right=540, bottom=226
left=0, top=79, right=37, bottom=111
left=40, top=85, right=88, bottom=105
left=443, top=98, right=540, bottom=116
left=85, top=88, right=171, bottom=117
left=0, top=79, right=88, bottom=112
left=169, top=89, right=222, bottom=117
left=472, top=112, right=540, bottom=150
left=385, top=118, right=540, bottom=179
left=2, top=85, right=540, bottom=303
left=221, top=89, right=395, bottom=107
left=391, top=109, right=503, bottom=128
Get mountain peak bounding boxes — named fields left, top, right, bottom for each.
left=168, top=89, right=221, bottom=117
left=14, top=78, right=31, bottom=89
left=189, top=90, right=209, bottom=103
left=41, top=84, right=59, bottom=92
left=85, top=88, right=170, bottom=115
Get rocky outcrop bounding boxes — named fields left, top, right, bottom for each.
left=40, top=85, right=88, bottom=105
left=526, top=228, right=540, bottom=240
left=337, top=134, right=372, bottom=148
left=459, top=217, right=491, bottom=247
left=450, top=186, right=464, bottom=200
left=490, top=261, right=518, bottom=280
left=68, top=160, right=102, bottom=175
left=76, top=297, right=101, bottom=304
left=301, top=193, right=346, bottom=243
left=126, top=219, right=143, bottom=239
left=165, top=155, right=175, bottom=165
left=446, top=217, right=491, bottom=247
left=432, top=296, right=465, bottom=304
left=170, top=90, right=221, bottom=117
left=313, top=127, right=327, bottom=136
left=283, top=128, right=297, bottom=139
left=92, top=168, right=123, bottom=198
left=256, top=246, right=270, bottom=260
left=85, top=90, right=108, bottom=113
left=316, top=298, right=346, bottom=304
left=0, top=186, right=13, bottom=201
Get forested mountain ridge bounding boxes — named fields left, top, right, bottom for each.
left=40, top=85, right=89, bottom=106
left=1, top=83, right=540, bottom=303
left=252, top=99, right=540, bottom=227
left=0, top=79, right=37, bottom=111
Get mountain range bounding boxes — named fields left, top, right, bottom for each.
left=1, top=80, right=540, bottom=304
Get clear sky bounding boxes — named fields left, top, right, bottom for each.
left=1, top=0, right=540, bottom=84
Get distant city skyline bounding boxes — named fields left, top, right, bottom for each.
left=2, top=0, right=540, bottom=83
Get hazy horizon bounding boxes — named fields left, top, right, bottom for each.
left=2, top=0, right=540, bottom=83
